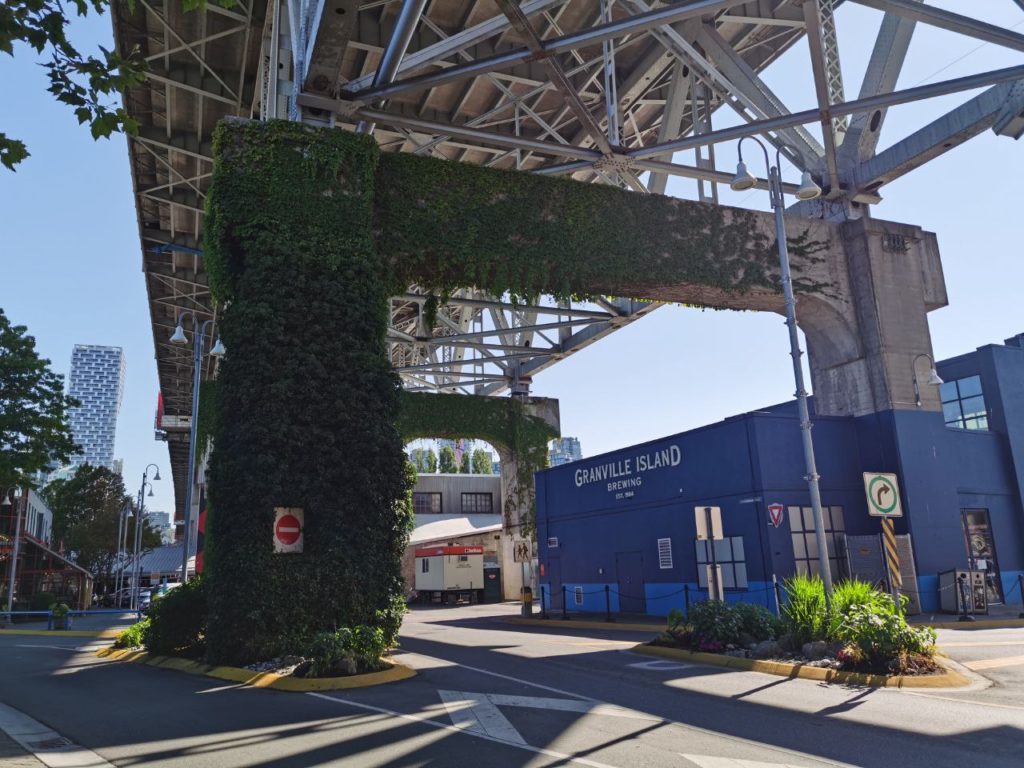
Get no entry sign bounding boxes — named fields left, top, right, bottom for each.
left=273, top=507, right=304, bottom=553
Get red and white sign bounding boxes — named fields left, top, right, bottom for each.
left=767, top=503, right=785, bottom=528
left=273, top=507, right=304, bottom=553
left=413, top=545, right=484, bottom=558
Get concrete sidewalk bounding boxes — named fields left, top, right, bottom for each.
left=0, top=731, right=43, bottom=768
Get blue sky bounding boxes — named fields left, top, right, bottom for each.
left=2, top=3, right=1022, bottom=515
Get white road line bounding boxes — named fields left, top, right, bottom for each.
left=682, top=755, right=818, bottom=768
left=0, top=702, right=114, bottom=768
left=438, top=691, right=527, bottom=745
left=627, top=660, right=692, bottom=671
left=308, top=692, right=620, bottom=768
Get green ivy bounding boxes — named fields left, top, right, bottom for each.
left=202, top=120, right=830, bottom=664
left=376, top=150, right=829, bottom=303
left=397, top=392, right=557, bottom=535
left=203, top=120, right=413, bottom=665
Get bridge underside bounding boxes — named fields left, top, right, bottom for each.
left=111, top=0, right=1024, bottom=517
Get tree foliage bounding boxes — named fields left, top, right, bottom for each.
left=43, top=464, right=161, bottom=580
left=471, top=448, right=493, bottom=475
left=0, top=308, right=79, bottom=488
left=0, top=0, right=147, bottom=170
left=408, top=447, right=437, bottom=474
left=438, top=445, right=457, bottom=474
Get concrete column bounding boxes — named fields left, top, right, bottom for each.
left=807, top=217, right=947, bottom=417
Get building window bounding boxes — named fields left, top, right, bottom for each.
left=657, top=538, right=673, bottom=569
left=940, top=375, right=988, bottom=430
left=461, top=493, right=493, bottom=514
left=413, top=493, right=442, bottom=515
left=421, top=559, right=429, bottom=573
left=695, top=537, right=748, bottom=589
left=789, top=506, right=846, bottom=582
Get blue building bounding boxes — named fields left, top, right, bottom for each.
left=549, top=437, right=583, bottom=467
left=535, top=334, right=1024, bottom=616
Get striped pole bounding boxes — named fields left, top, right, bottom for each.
left=882, top=518, right=902, bottom=612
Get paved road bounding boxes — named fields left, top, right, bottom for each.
left=934, top=625, right=1024, bottom=708
left=1, top=604, right=1022, bottom=767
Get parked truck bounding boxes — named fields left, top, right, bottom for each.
left=414, top=545, right=485, bottom=605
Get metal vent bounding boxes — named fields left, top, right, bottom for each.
left=574, top=586, right=584, bottom=605
left=657, top=538, right=673, bottom=569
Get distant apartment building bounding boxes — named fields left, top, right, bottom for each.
left=549, top=437, right=582, bottom=467
left=62, top=345, right=126, bottom=474
left=145, top=511, right=175, bottom=545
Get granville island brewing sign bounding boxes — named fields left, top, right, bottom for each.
left=573, top=444, right=682, bottom=500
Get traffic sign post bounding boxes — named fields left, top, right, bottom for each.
left=863, top=473, right=903, bottom=611
left=273, top=507, right=304, bottom=554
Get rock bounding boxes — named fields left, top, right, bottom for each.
left=826, top=641, right=845, bottom=657
left=330, top=657, right=359, bottom=676
left=777, top=632, right=799, bottom=653
left=802, top=640, right=828, bottom=660
left=292, top=660, right=312, bottom=678
left=724, top=649, right=748, bottom=658
left=751, top=640, right=783, bottom=659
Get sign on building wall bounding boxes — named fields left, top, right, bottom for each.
left=767, top=503, right=784, bottom=528
left=863, top=473, right=903, bottom=517
left=273, top=507, right=304, bottom=553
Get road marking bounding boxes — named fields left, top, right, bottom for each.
left=397, top=650, right=853, bottom=767
left=197, top=683, right=250, bottom=694
left=438, top=689, right=661, bottom=744
left=628, top=660, right=692, bottom=671
left=963, top=654, right=1024, bottom=671
left=13, top=644, right=81, bottom=651
left=439, top=691, right=526, bottom=745
left=941, top=641, right=1024, bottom=647
left=683, top=755, right=818, bottom=768
left=308, top=692, right=621, bottom=768
left=0, top=702, right=114, bottom=768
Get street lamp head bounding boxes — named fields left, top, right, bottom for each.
left=796, top=171, right=822, bottom=201
left=0, top=494, right=10, bottom=510
left=153, top=468, right=161, bottom=481
left=729, top=160, right=757, bottom=192
left=209, top=337, right=226, bottom=358
left=927, top=368, right=944, bottom=386
left=147, top=486, right=155, bottom=497
left=170, top=324, right=188, bottom=344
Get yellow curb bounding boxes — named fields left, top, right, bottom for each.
left=96, top=647, right=416, bottom=691
left=0, top=628, right=121, bottom=638
left=506, top=617, right=664, bottom=633
left=924, top=619, right=1024, bottom=630
left=631, top=644, right=970, bottom=688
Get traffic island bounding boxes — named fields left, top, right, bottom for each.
left=632, top=644, right=971, bottom=688
left=96, top=647, right=416, bottom=692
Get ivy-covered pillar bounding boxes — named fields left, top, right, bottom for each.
left=203, top=120, right=413, bottom=665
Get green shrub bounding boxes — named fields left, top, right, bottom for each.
left=305, top=626, right=389, bottom=677
left=825, top=579, right=895, bottom=641
left=30, top=592, right=56, bottom=611
left=781, top=574, right=826, bottom=645
left=50, top=603, right=70, bottom=619
left=114, top=618, right=150, bottom=649
left=836, top=603, right=936, bottom=663
left=732, top=602, right=780, bottom=642
left=666, top=608, right=685, bottom=632
left=688, top=600, right=742, bottom=646
left=143, top=577, right=207, bottom=658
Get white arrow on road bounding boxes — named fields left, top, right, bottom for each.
left=438, top=690, right=660, bottom=745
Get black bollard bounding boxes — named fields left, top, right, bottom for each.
left=562, top=585, right=569, bottom=620
left=604, top=584, right=612, bottom=622
left=1018, top=574, right=1024, bottom=619
left=540, top=585, right=548, bottom=620
left=683, top=584, right=690, bottom=617
left=773, top=577, right=784, bottom=618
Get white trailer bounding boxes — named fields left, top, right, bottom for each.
left=414, top=545, right=485, bottom=604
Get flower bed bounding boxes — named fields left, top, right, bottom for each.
left=650, top=577, right=939, bottom=677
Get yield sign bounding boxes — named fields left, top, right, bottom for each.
left=438, top=690, right=658, bottom=745
left=767, top=503, right=784, bottom=528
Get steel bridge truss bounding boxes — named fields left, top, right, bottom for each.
left=113, top=0, right=1024, bottom=514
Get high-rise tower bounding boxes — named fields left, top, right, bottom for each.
left=63, top=345, right=126, bottom=473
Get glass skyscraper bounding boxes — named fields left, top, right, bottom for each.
left=63, top=345, right=126, bottom=474
left=549, top=437, right=583, bottom=467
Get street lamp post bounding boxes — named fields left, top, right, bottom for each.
left=170, top=313, right=225, bottom=581
left=129, top=464, right=160, bottom=610
left=3, top=489, right=24, bottom=618
left=730, top=137, right=834, bottom=603
left=911, top=353, right=944, bottom=407
left=114, top=502, right=129, bottom=599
